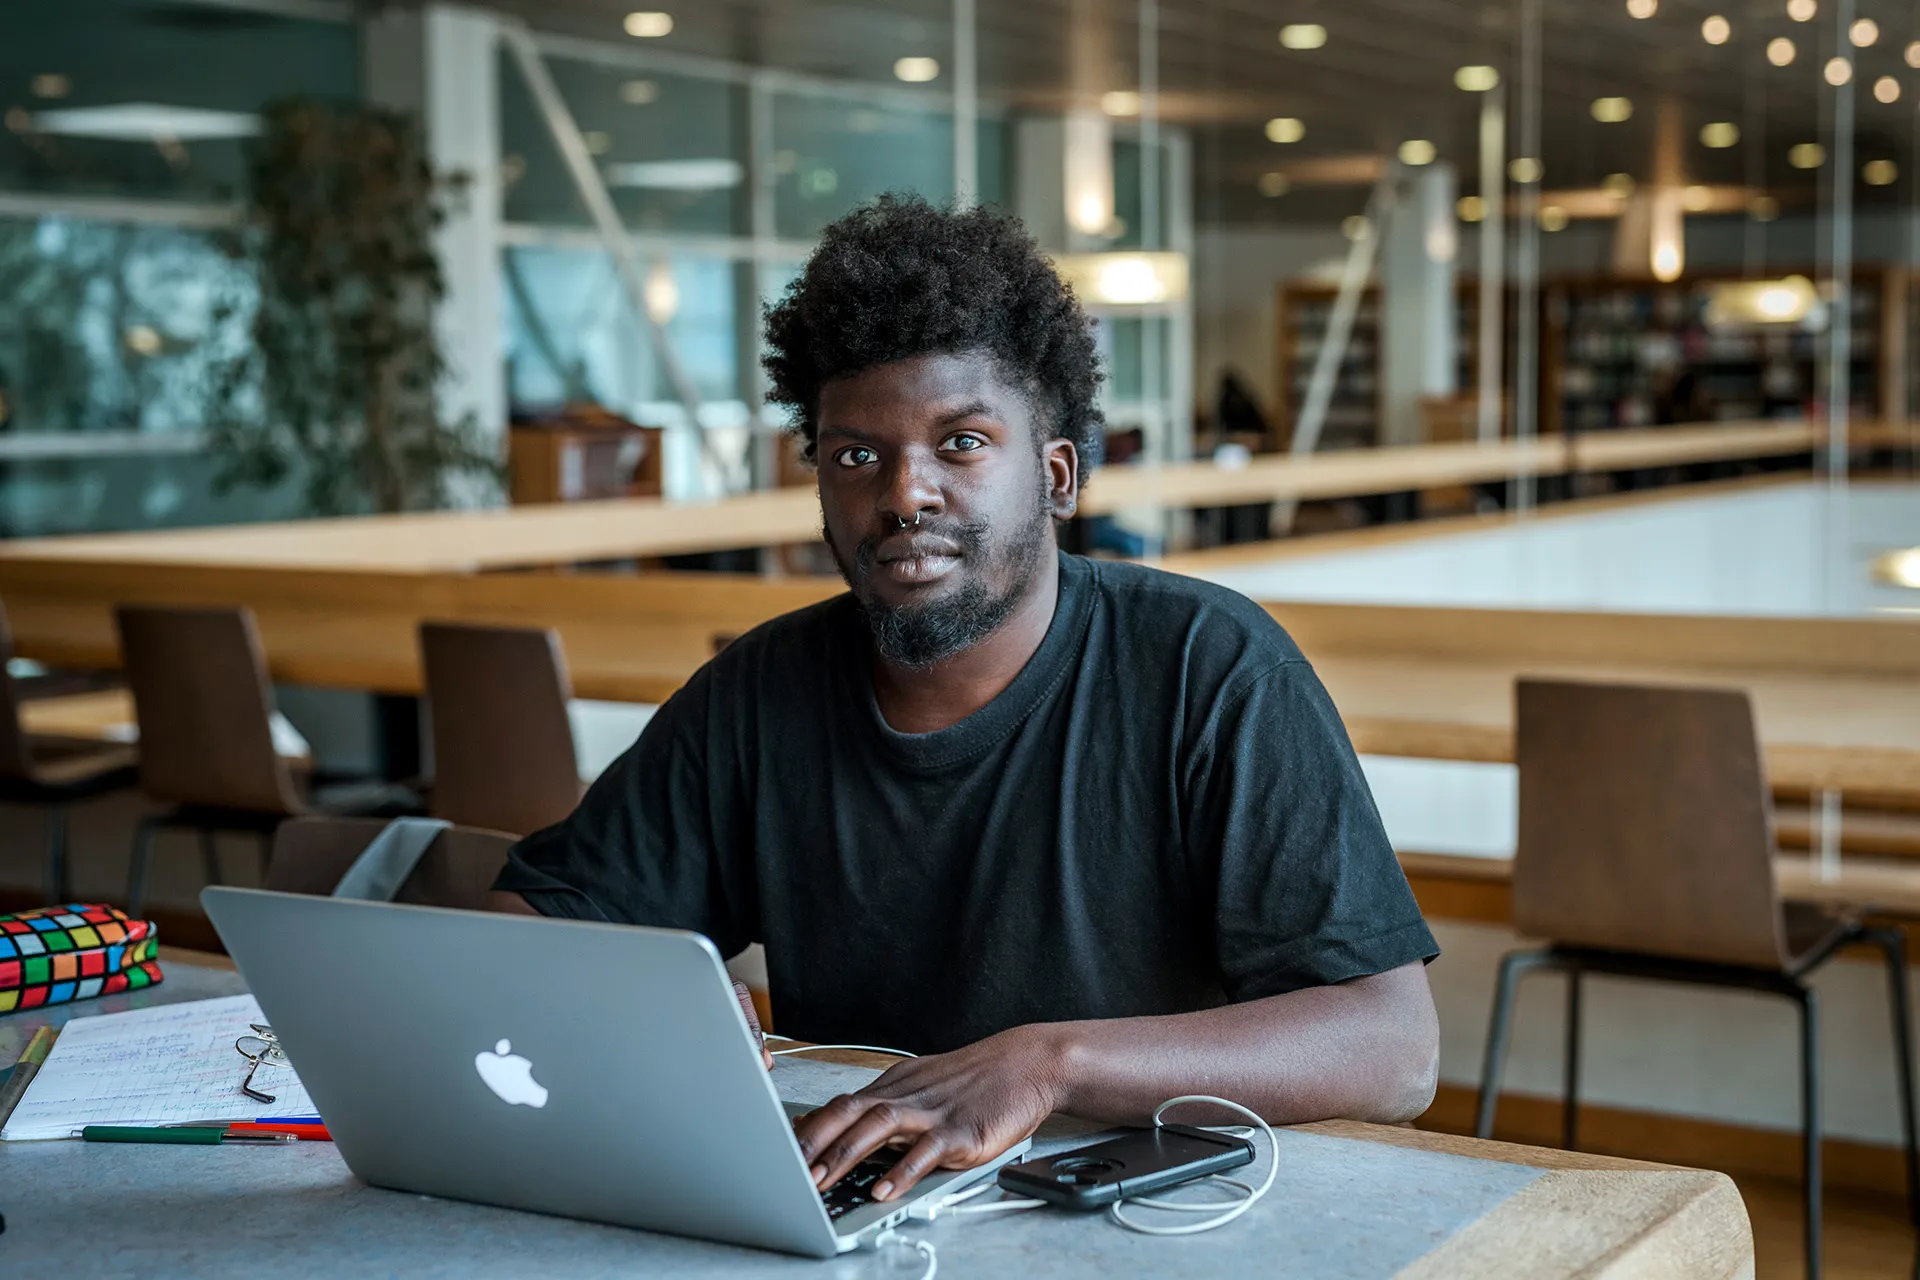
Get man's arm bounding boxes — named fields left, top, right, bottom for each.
left=792, top=959, right=1437, bottom=1203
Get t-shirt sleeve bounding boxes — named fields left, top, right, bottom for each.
left=1188, top=659, right=1438, bottom=1001
left=491, top=681, right=757, bottom=958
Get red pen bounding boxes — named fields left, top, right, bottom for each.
left=226, top=1122, right=332, bottom=1141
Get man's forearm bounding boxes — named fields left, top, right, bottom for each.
left=486, top=890, right=540, bottom=916
left=1042, top=961, right=1439, bottom=1127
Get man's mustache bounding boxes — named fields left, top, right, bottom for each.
left=851, top=519, right=990, bottom=578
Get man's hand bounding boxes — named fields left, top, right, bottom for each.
left=792, top=1024, right=1063, bottom=1203
left=734, top=981, right=774, bottom=1071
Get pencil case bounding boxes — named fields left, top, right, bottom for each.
left=0, top=903, right=162, bottom=1014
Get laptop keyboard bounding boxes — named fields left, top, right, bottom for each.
left=820, top=1152, right=901, bottom=1221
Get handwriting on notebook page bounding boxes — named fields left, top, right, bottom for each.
left=3, top=993, right=316, bottom=1140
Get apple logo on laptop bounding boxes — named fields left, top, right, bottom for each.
left=474, top=1039, right=549, bottom=1108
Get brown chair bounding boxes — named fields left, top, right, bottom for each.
left=0, top=603, right=138, bottom=903
left=419, top=621, right=584, bottom=836
left=1475, top=679, right=1919, bottom=1280
left=265, top=816, right=515, bottom=910
left=115, top=605, right=418, bottom=915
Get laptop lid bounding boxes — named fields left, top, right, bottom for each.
left=202, top=887, right=844, bottom=1258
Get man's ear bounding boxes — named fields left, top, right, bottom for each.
left=1044, top=440, right=1080, bottom=521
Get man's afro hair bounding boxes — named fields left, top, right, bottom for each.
left=763, top=194, right=1104, bottom=485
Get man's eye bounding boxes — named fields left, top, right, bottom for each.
left=834, top=446, right=877, bottom=468
left=941, top=433, right=985, bottom=452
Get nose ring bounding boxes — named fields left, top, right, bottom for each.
left=892, top=512, right=922, bottom=531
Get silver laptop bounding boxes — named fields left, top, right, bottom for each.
left=201, top=887, right=1029, bottom=1258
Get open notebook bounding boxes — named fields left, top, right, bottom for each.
left=3, top=994, right=317, bottom=1140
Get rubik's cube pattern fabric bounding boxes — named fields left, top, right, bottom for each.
left=0, top=903, right=162, bottom=1014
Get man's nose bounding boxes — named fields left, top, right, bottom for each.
left=879, top=449, right=942, bottom=527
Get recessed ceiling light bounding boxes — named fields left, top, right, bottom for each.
left=1682, top=185, right=1713, bottom=210
left=29, top=74, right=70, bottom=99
left=1701, top=15, right=1731, bottom=44
left=1864, top=159, right=1899, bottom=185
left=1876, top=76, right=1902, bottom=103
left=1851, top=17, right=1879, bottom=47
left=1789, top=141, right=1826, bottom=168
left=1700, top=121, right=1740, bottom=147
left=1258, top=172, right=1290, bottom=197
left=1341, top=214, right=1370, bottom=241
left=1627, top=0, right=1657, bottom=17
left=1398, top=139, right=1437, bottom=165
left=1603, top=172, right=1636, bottom=198
left=1457, top=195, right=1487, bottom=222
left=32, top=102, right=260, bottom=141
left=1768, top=37, right=1797, bottom=66
left=1509, top=156, right=1542, bottom=183
left=1751, top=194, right=1781, bottom=220
left=1910, top=41, right=1920, bottom=68
left=1591, top=97, right=1633, bottom=123
left=1100, top=90, right=1141, bottom=116
left=1825, top=56, right=1853, bottom=85
left=623, top=11, right=673, bottom=38
left=1787, top=0, right=1816, bottom=20
left=1539, top=206, right=1569, bottom=231
left=1455, top=65, right=1500, bottom=91
left=621, top=79, right=659, bottom=105
left=893, top=56, right=940, bottom=82
left=1265, top=117, right=1305, bottom=143
left=1279, top=23, right=1327, bottom=49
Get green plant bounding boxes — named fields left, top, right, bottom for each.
left=204, top=98, right=500, bottom=515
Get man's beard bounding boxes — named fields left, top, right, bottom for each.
left=829, top=491, right=1053, bottom=671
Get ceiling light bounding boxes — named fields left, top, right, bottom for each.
left=1398, top=139, right=1437, bottom=165
left=1751, top=194, right=1781, bottom=220
left=1700, top=121, right=1740, bottom=147
left=1258, top=172, right=1290, bottom=197
left=1702, top=15, right=1731, bottom=44
left=1851, top=17, right=1879, bottom=47
left=1876, top=546, right=1920, bottom=588
left=1051, top=252, right=1190, bottom=306
left=1455, top=65, right=1500, bottom=91
left=1539, top=206, right=1569, bottom=231
left=1706, top=275, right=1815, bottom=326
left=1341, top=214, right=1371, bottom=241
left=1910, top=41, right=1920, bottom=68
left=1457, top=195, right=1487, bottom=222
left=1603, top=172, right=1636, bottom=197
left=623, top=11, right=673, bottom=38
left=1787, top=0, right=1816, bottom=20
left=643, top=258, right=679, bottom=325
left=1768, top=37, right=1797, bottom=65
left=1509, top=156, right=1542, bottom=183
left=1864, top=159, right=1899, bottom=185
left=124, top=325, right=162, bottom=356
left=1826, top=56, right=1853, bottom=85
left=602, top=158, right=745, bottom=190
left=1265, top=116, right=1305, bottom=143
left=894, top=56, right=940, bottom=82
left=29, top=74, right=70, bottom=99
left=1876, top=76, right=1902, bottom=103
left=1100, top=90, right=1141, bottom=117
left=1591, top=97, right=1633, bottom=123
left=1789, top=141, right=1826, bottom=168
left=1279, top=24, right=1327, bottom=50
left=32, top=103, right=260, bottom=141
left=582, top=130, right=611, bottom=155
left=621, top=79, right=659, bottom=105
left=1627, top=0, right=1657, bottom=17
left=1682, top=185, right=1713, bottom=210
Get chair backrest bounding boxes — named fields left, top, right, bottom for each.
left=1513, top=678, right=1787, bottom=970
left=0, top=600, right=37, bottom=780
left=266, top=816, right=517, bottom=910
left=115, top=604, right=301, bottom=814
left=420, top=621, right=581, bottom=836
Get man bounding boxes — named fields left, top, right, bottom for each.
left=490, top=195, right=1439, bottom=1206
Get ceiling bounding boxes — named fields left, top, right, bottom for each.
left=507, top=0, right=1920, bottom=225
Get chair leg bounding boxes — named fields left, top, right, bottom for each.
left=1476, top=950, right=1553, bottom=1139
left=1870, top=928, right=1920, bottom=1230
left=43, top=807, right=70, bottom=905
left=1798, top=985, right=1823, bottom=1280
left=126, top=816, right=161, bottom=917
left=199, top=828, right=225, bottom=888
left=1564, top=964, right=1584, bottom=1152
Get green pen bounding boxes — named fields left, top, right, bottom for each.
left=79, top=1125, right=297, bottom=1145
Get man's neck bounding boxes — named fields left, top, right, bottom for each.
left=870, top=551, right=1062, bottom=735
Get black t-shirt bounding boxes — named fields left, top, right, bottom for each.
left=495, top=552, right=1437, bottom=1054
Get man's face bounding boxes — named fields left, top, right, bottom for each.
left=816, top=350, right=1079, bottom=669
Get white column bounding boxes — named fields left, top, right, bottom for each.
left=363, top=4, right=506, bottom=470
left=1381, top=164, right=1457, bottom=448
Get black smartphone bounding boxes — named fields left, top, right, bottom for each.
left=996, top=1124, right=1255, bottom=1211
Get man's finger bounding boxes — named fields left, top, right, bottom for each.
left=808, top=1099, right=927, bottom=1191
left=873, top=1129, right=951, bottom=1202
left=731, top=980, right=773, bottom=1070
left=793, top=1093, right=874, bottom=1178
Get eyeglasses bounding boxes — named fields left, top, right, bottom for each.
left=235, top=1023, right=292, bottom=1104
